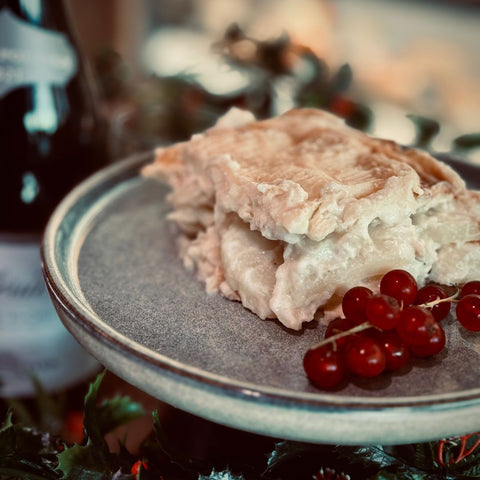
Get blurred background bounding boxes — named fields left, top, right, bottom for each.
left=66, top=0, right=480, bottom=161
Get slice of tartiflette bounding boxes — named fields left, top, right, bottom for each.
left=144, top=108, right=480, bottom=330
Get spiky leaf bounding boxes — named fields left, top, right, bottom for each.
left=55, top=371, right=134, bottom=480
left=96, top=395, right=145, bottom=435
left=0, top=411, right=60, bottom=480
left=368, top=470, right=428, bottom=480
left=198, top=468, right=247, bottom=480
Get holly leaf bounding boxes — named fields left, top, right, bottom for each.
left=96, top=395, right=145, bottom=436
left=264, top=441, right=380, bottom=479
left=334, top=445, right=398, bottom=472
left=56, top=371, right=138, bottom=480
left=0, top=411, right=60, bottom=480
left=264, top=440, right=320, bottom=472
left=56, top=441, right=116, bottom=480
left=197, top=468, right=247, bottom=480
left=81, top=371, right=110, bottom=448
left=368, top=470, right=429, bottom=480
left=386, top=442, right=439, bottom=472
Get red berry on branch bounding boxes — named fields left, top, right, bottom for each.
left=324, top=317, right=356, bottom=349
left=303, top=344, right=345, bottom=388
left=380, top=269, right=417, bottom=306
left=368, top=329, right=410, bottom=371
left=414, top=285, right=450, bottom=321
left=344, top=336, right=386, bottom=378
left=396, top=306, right=438, bottom=346
left=342, top=286, right=373, bottom=325
left=365, top=294, right=400, bottom=330
left=409, top=324, right=446, bottom=357
left=456, top=294, right=480, bottom=331
left=461, top=281, right=480, bottom=298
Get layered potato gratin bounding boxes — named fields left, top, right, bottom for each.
left=143, top=108, right=480, bottom=330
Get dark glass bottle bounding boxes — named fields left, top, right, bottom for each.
left=0, top=0, right=108, bottom=408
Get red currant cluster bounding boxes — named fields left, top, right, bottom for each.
left=303, top=270, right=480, bottom=389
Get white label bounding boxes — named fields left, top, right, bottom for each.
left=0, top=8, right=78, bottom=98
left=0, top=240, right=98, bottom=396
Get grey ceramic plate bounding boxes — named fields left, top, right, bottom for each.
left=42, top=151, right=480, bottom=445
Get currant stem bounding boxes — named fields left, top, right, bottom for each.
left=418, top=288, right=460, bottom=309
left=309, top=321, right=373, bottom=351
left=310, top=288, right=460, bottom=352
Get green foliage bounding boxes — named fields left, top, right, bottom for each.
left=5, top=376, right=66, bottom=435
left=5, top=372, right=480, bottom=479
left=264, top=440, right=326, bottom=475
left=0, top=371, right=145, bottom=480
left=197, top=469, right=246, bottom=480
left=407, top=114, right=440, bottom=150
left=368, top=470, right=428, bottom=480
left=0, top=410, right=60, bottom=480
left=56, top=371, right=144, bottom=480
left=453, top=133, right=480, bottom=152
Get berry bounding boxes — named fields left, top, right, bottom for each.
left=324, top=317, right=356, bottom=349
left=414, top=285, right=450, bottom=321
left=368, top=329, right=410, bottom=371
left=303, top=271, right=480, bottom=390
left=456, top=294, right=480, bottom=332
left=131, top=461, right=148, bottom=476
left=409, top=324, right=446, bottom=357
left=396, top=306, right=438, bottom=346
left=303, top=344, right=345, bottom=388
left=344, top=336, right=386, bottom=377
left=342, top=286, right=373, bottom=324
left=380, top=269, right=418, bottom=306
left=62, top=410, right=84, bottom=444
left=365, top=294, right=400, bottom=330
left=461, top=281, right=480, bottom=298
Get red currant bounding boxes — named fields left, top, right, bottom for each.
left=131, top=461, right=148, bottom=476
left=461, top=281, right=480, bottom=298
left=365, top=294, right=400, bottom=330
left=344, top=336, right=386, bottom=377
left=342, top=286, right=373, bottom=324
left=456, top=294, right=480, bottom=332
left=380, top=269, right=417, bottom=306
left=324, top=317, right=356, bottom=349
left=368, top=329, right=410, bottom=371
left=414, top=285, right=450, bottom=322
left=396, top=306, right=438, bottom=346
left=303, top=344, right=345, bottom=388
left=409, top=324, right=446, bottom=357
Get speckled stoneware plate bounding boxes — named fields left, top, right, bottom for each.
left=42, top=151, right=480, bottom=445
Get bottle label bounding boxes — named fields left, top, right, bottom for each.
left=0, top=8, right=78, bottom=98
left=0, top=239, right=98, bottom=397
